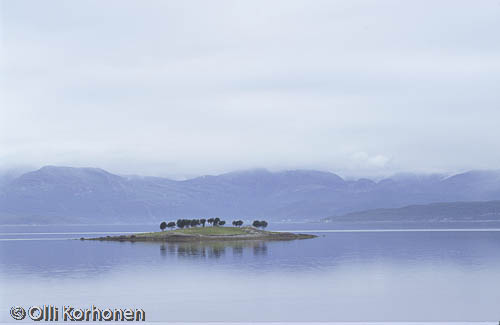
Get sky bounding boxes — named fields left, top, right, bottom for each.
left=1, top=0, right=499, bottom=179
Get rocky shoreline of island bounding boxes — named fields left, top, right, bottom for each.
left=82, top=226, right=317, bottom=242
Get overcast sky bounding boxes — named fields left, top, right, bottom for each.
left=1, top=0, right=499, bottom=179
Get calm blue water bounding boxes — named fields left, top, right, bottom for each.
left=1, top=223, right=500, bottom=322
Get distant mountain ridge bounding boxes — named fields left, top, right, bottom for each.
left=324, top=200, right=500, bottom=223
left=1, top=166, right=500, bottom=224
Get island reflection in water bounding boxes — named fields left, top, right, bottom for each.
left=158, top=240, right=268, bottom=258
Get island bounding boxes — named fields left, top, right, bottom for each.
left=83, top=226, right=317, bottom=242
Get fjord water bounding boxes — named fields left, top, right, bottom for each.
left=1, top=224, right=500, bottom=322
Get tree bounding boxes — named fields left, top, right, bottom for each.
left=232, top=221, right=237, bottom=226
left=160, top=221, right=167, bottom=231
left=252, top=220, right=261, bottom=228
left=200, top=218, right=206, bottom=227
left=253, top=220, right=268, bottom=229
left=219, top=220, right=226, bottom=226
left=167, top=221, right=176, bottom=230
left=176, top=219, right=185, bottom=229
left=190, top=219, right=198, bottom=227
left=207, top=218, right=214, bottom=226
left=236, top=220, right=244, bottom=227
left=213, top=217, right=221, bottom=226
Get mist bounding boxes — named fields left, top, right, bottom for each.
left=1, top=0, right=499, bottom=179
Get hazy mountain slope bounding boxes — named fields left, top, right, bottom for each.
left=0, top=167, right=31, bottom=188
left=324, top=200, right=500, bottom=222
left=1, top=166, right=500, bottom=224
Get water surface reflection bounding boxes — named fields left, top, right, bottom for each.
left=158, top=240, right=268, bottom=259
left=2, top=228, right=500, bottom=321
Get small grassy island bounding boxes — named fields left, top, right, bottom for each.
left=85, top=226, right=316, bottom=243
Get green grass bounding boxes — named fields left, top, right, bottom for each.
left=173, top=226, right=247, bottom=236
left=135, top=226, right=249, bottom=237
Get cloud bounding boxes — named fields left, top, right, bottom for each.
left=1, top=0, right=499, bottom=178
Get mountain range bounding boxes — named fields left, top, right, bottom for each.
left=1, top=166, right=500, bottom=224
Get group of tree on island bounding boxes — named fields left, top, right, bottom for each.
left=159, top=218, right=268, bottom=231
left=252, top=220, right=268, bottom=229
left=232, top=220, right=244, bottom=227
